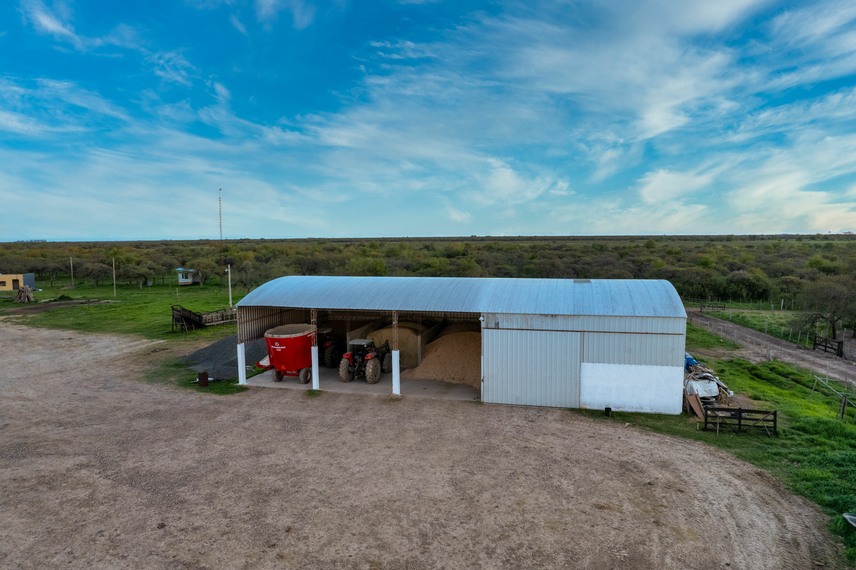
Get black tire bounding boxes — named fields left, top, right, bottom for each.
left=381, top=352, right=392, bottom=373
left=365, top=359, right=381, bottom=384
left=324, top=344, right=339, bottom=369
left=338, top=358, right=352, bottom=382
left=298, top=367, right=312, bottom=384
left=274, top=369, right=284, bottom=382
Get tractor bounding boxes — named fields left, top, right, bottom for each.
left=318, top=327, right=341, bottom=368
left=338, top=339, right=391, bottom=384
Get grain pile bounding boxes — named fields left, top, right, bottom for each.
left=369, top=322, right=425, bottom=369
left=402, top=331, right=481, bottom=387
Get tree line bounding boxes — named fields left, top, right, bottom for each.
left=2, top=234, right=855, bottom=336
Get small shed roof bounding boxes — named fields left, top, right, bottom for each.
left=237, top=276, right=686, bottom=318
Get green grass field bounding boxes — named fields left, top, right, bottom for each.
left=0, top=282, right=240, bottom=339
left=709, top=308, right=817, bottom=348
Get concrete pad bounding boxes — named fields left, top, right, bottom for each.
left=247, top=365, right=479, bottom=402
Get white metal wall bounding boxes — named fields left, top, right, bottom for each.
left=582, top=332, right=684, bottom=367
left=580, top=363, right=684, bottom=413
left=482, top=329, right=581, bottom=407
left=481, top=313, right=686, bottom=413
left=483, top=313, right=685, bottom=335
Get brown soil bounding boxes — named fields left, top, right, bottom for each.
left=0, top=324, right=845, bottom=569
left=402, top=331, right=481, bottom=387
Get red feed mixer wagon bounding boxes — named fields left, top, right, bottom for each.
left=264, top=324, right=317, bottom=383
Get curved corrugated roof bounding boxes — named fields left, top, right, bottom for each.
left=237, top=276, right=686, bottom=318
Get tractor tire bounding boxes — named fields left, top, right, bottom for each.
left=365, top=359, right=381, bottom=384
left=382, top=352, right=392, bottom=373
left=298, top=367, right=312, bottom=384
left=323, top=344, right=339, bottom=369
left=338, top=358, right=353, bottom=382
left=274, top=369, right=284, bottom=382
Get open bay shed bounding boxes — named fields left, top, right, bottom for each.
left=236, top=276, right=687, bottom=414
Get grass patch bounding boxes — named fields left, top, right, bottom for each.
left=709, top=309, right=813, bottom=348
left=146, top=357, right=248, bottom=395
left=686, top=322, right=740, bottom=350
left=0, top=282, right=241, bottom=340
left=304, top=389, right=323, bottom=398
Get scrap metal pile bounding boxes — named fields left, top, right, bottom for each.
left=684, top=353, right=733, bottom=418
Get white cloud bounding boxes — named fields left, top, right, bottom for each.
left=230, top=14, right=248, bottom=35
left=447, top=207, right=471, bottom=223
left=146, top=51, right=194, bottom=86
left=38, top=79, right=129, bottom=120
left=369, top=40, right=436, bottom=60
left=638, top=168, right=714, bottom=204
left=23, top=0, right=83, bottom=47
left=21, top=0, right=143, bottom=52
left=0, top=109, right=54, bottom=136
left=255, top=0, right=315, bottom=29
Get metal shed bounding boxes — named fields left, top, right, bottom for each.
left=236, top=276, right=687, bottom=413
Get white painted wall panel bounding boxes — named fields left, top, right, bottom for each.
left=580, top=363, right=683, bottom=414
left=482, top=329, right=581, bottom=407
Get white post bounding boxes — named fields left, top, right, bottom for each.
left=227, top=264, right=233, bottom=308
left=311, top=345, right=320, bottom=390
left=392, top=350, right=401, bottom=396
left=237, top=342, right=247, bottom=385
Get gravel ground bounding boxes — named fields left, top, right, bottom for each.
left=182, top=334, right=267, bottom=380
left=0, top=323, right=845, bottom=569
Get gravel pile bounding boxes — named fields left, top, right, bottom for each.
left=402, top=331, right=481, bottom=387
left=182, top=334, right=268, bottom=380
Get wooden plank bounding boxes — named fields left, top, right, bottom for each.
left=686, top=394, right=705, bottom=419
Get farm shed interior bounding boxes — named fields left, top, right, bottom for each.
left=236, top=275, right=687, bottom=413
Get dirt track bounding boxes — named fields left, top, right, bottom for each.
left=689, top=310, right=856, bottom=389
left=0, top=323, right=845, bottom=569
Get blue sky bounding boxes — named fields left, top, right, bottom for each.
left=2, top=0, right=856, bottom=240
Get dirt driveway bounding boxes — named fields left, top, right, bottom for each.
left=689, top=310, right=856, bottom=389
left=0, top=324, right=844, bottom=569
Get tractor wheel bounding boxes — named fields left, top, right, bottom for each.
left=323, top=344, right=339, bottom=368
left=365, top=359, right=381, bottom=384
left=382, top=352, right=392, bottom=373
left=338, top=358, right=353, bottom=382
left=298, top=367, right=312, bottom=384
left=274, top=369, right=284, bottom=382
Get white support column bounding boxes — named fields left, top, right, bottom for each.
left=237, top=342, right=247, bottom=385
left=391, top=311, right=400, bottom=396
left=311, top=345, right=320, bottom=390
left=392, top=350, right=401, bottom=396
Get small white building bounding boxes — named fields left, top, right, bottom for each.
left=176, top=268, right=201, bottom=286
left=236, top=276, right=687, bottom=414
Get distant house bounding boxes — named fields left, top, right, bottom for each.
left=0, top=273, right=36, bottom=291
left=176, top=268, right=202, bottom=286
